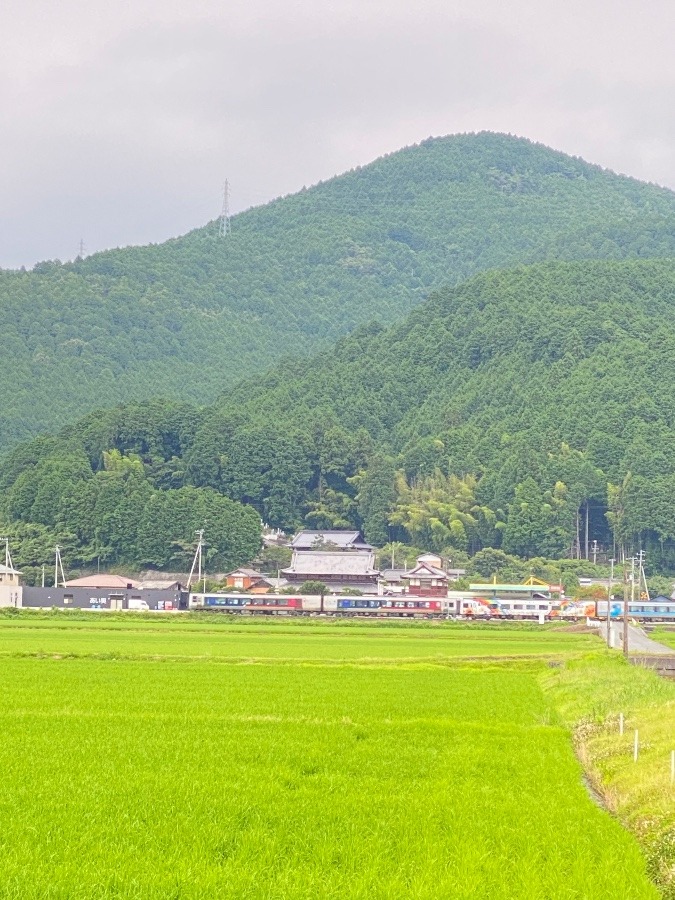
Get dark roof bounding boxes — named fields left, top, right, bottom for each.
left=380, top=569, right=407, bottom=582
left=290, top=530, right=372, bottom=551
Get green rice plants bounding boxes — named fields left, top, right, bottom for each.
left=0, top=618, right=658, bottom=897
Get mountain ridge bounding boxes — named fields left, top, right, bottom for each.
left=2, top=131, right=675, bottom=450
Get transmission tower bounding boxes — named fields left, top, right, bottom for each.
left=218, top=180, right=231, bottom=237
left=78, top=238, right=85, bottom=259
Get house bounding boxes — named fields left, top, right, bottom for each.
left=416, top=552, right=444, bottom=569
left=225, top=567, right=270, bottom=591
left=377, top=569, right=408, bottom=596
left=402, top=559, right=449, bottom=598
left=0, top=563, right=23, bottom=608
left=290, top=530, right=373, bottom=552
left=282, top=550, right=381, bottom=593
left=0, top=563, right=22, bottom=588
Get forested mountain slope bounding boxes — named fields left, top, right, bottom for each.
left=4, top=258, right=675, bottom=579
left=3, top=132, right=675, bottom=450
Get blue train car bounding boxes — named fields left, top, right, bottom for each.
left=201, top=594, right=249, bottom=609
left=336, top=598, right=382, bottom=612
left=597, top=596, right=675, bottom=621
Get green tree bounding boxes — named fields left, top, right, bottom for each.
left=351, top=454, right=397, bottom=547
left=298, top=580, right=329, bottom=595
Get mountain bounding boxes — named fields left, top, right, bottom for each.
left=4, top=257, right=675, bottom=579
left=3, top=131, right=675, bottom=450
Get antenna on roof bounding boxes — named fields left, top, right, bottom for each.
left=218, top=180, right=231, bottom=238
left=187, top=529, right=205, bottom=590
left=54, top=546, right=67, bottom=588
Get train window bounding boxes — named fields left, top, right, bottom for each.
left=526, top=604, right=535, bottom=610
left=514, top=604, right=523, bottom=610
left=538, top=605, right=548, bottom=610
left=502, top=604, right=511, bottom=610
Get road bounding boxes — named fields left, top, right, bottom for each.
left=598, top=620, right=675, bottom=655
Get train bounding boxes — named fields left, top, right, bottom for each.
left=189, top=591, right=675, bottom=622
left=190, top=592, right=558, bottom=619
left=189, top=592, right=443, bottom=618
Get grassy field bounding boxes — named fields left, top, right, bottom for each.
left=0, top=613, right=599, bottom=662
left=0, top=614, right=661, bottom=898
left=650, top=626, right=675, bottom=650
left=545, top=653, right=675, bottom=897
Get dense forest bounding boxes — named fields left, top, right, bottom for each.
left=3, top=132, right=675, bottom=450
left=3, top=258, right=675, bottom=583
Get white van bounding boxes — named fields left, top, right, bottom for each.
left=128, top=597, right=150, bottom=611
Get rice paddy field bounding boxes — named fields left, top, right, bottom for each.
left=0, top=613, right=665, bottom=898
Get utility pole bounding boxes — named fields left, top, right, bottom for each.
left=54, top=546, right=66, bottom=588
left=187, top=529, right=204, bottom=590
left=218, top=180, right=231, bottom=237
left=0, top=537, right=14, bottom=571
left=592, top=540, right=598, bottom=566
left=637, top=549, right=648, bottom=601
left=606, top=557, right=615, bottom=649
left=622, top=559, right=630, bottom=657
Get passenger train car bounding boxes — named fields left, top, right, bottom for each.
left=596, top=597, right=675, bottom=622
left=190, top=593, right=442, bottom=618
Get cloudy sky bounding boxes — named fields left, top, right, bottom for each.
left=1, top=0, right=673, bottom=269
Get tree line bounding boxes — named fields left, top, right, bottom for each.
left=3, top=257, right=675, bottom=580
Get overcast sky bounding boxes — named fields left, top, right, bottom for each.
left=1, top=0, right=674, bottom=269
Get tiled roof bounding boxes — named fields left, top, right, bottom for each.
left=65, top=574, right=139, bottom=589
left=404, top=562, right=448, bottom=579
left=137, top=580, right=182, bottom=590
left=290, top=530, right=372, bottom=551
left=283, top=551, right=379, bottom=577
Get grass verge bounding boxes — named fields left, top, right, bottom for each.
left=543, top=653, right=675, bottom=897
